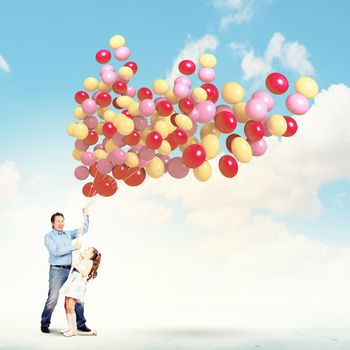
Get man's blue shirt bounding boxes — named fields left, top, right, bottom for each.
left=44, top=215, right=89, bottom=265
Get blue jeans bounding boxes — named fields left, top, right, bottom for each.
left=41, top=265, right=87, bottom=328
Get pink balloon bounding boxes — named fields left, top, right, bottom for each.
left=112, top=133, right=126, bottom=147
left=198, top=67, right=216, bottom=83
left=246, top=98, right=268, bottom=121
left=139, top=99, right=155, bottom=117
left=102, top=71, right=118, bottom=85
left=173, top=83, right=190, bottom=99
left=139, top=146, right=155, bottom=161
left=196, top=101, right=216, bottom=123
left=157, top=154, right=171, bottom=172
left=252, top=91, right=274, bottom=111
left=82, top=99, right=97, bottom=116
left=126, top=85, right=136, bottom=98
left=108, top=149, right=126, bottom=166
left=81, top=152, right=96, bottom=166
left=249, top=138, right=267, bottom=156
left=188, top=106, right=200, bottom=122
left=263, top=117, right=272, bottom=137
left=93, top=144, right=104, bottom=151
left=138, top=159, right=149, bottom=168
left=130, top=144, right=144, bottom=155
left=100, top=64, right=115, bottom=76
left=84, top=116, right=98, bottom=130
left=174, top=76, right=192, bottom=87
left=96, top=159, right=113, bottom=175
left=286, top=93, right=310, bottom=115
left=186, top=122, right=198, bottom=137
left=75, top=140, right=89, bottom=151
left=133, top=116, right=148, bottom=131
left=114, top=47, right=131, bottom=61
left=167, top=157, right=189, bottom=179
left=216, top=104, right=232, bottom=114
left=74, top=165, right=89, bottom=180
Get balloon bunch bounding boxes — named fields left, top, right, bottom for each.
left=67, top=34, right=319, bottom=197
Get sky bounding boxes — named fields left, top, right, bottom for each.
left=1, top=0, right=350, bottom=332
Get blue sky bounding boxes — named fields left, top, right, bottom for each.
left=0, top=0, right=350, bottom=244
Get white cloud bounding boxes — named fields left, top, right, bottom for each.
left=0, top=161, right=22, bottom=203
left=213, top=0, right=255, bottom=30
left=29, top=173, right=47, bottom=186
left=166, top=34, right=219, bottom=86
left=0, top=54, right=10, bottom=73
left=229, top=32, right=315, bottom=83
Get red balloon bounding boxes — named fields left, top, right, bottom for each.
left=112, top=81, right=127, bottom=95
left=225, top=134, right=240, bottom=153
left=201, top=83, right=219, bottom=103
left=283, top=116, right=298, bottom=137
left=124, top=131, right=140, bottom=146
left=112, top=164, right=129, bottom=180
left=215, top=111, right=237, bottom=133
left=165, top=133, right=178, bottom=151
left=146, top=131, right=162, bottom=150
left=137, top=87, right=153, bottom=101
left=182, top=144, right=206, bottom=168
left=95, top=49, right=112, bottom=64
left=122, top=109, right=133, bottom=118
left=244, top=121, right=264, bottom=141
left=156, top=100, right=173, bottom=116
left=124, top=61, right=138, bottom=74
left=219, top=155, right=239, bottom=178
left=84, top=130, right=99, bottom=146
left=82, top=182, right=97, bottom=197
left=75, top=91, right=89, bottom=104
left=89, top=164, right=98, bottom=177
left=178, top=98, right=194, bottom=114
left=102, top=122, right=117, bottom=138
left=178, top=60, right=196, bottom=75
left=124, top=167, right=146, bottom=186
left=94, top=175, right=118, bottom=197
left=112, top=97, right=122, bottom=109
left=96, top=92, right=112, bottom=107
left=170, top=113, right=178, bottom=126
left=265, top=72, right=289, bottom=94
left=173, top=128, right=188, bottom=145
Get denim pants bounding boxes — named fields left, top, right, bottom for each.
left=41, top=265, right=87, bottom=327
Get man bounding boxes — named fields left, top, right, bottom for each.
left=41, top=208, right=91, bottom=333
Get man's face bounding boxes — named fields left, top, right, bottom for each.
left=53, top=216, right=64, bottom=231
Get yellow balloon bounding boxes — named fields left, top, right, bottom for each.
left=83, top=77, right=99, bottom=92
left=295, top=76, right=319, bottom=99
left=97, top=106, right=108, bottom=119
left=200, top=122, right=221, bottom=139
left=128, top=101, right=140, bottom=117
left=191, top=87, right=207, bottom=103
left=199, top=53, right=217, bottom=68
left=112, top=113, right=126, bottom=127
left=73, top=123, right=89, bottom=140
left=118, top=117, right=135, bottom=136
left=158, top=140, right=171, bottom=156
left=72, top=149, right=84, bottom=161
left=74, top=106, right=86, bottom=120
left=266, top=114, right=287, bottom=136
left=231, top=137, right=252, bottom=163
left=175, top=114, right=193, bottom=131
left=145, top=157, right=165, bottom=178
left=118, top=66, right=134, bottom=81
left=179, top=136, right=198, bottom=152
left=233, top=102, right=248, bottom=123
left=152, top=79, right=169, bottom=95
left=67, top=122, right=78, bottom=136
left=201, top=134, right=220, bottom=160
left=103, top=110, right=117, bottom=122
left=163, top=116, right=176, bottom=133
left=166, top=90, right=179, bottom=104
left=117, top=96, right=133, bottom=108
left=109, top=35, right=126, bottom=49
left=105, top=139, right=117, bottom=153
left=154, top=120, right=169, bottom=138
left=98, top=81, right=112, bottom=92
left=94, top=149, right=107, bottom=161
left=222, top=82, right=244, bottom=104
left=140, top=127, right=151, bottom=141
left=151, top=112, right=161, bottom=125
left=193, top=161, right=212, bottom=182
left=125, top=152, right=139, bottom=167
left=96, top=122, right=104, bottom=135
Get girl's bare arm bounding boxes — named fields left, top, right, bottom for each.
left=72, top=259, right=93, bottom=277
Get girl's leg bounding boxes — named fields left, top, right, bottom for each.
left=63, top=297, right=78, bottom=337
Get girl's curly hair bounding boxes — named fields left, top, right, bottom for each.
left=88, top=248, right=101, bottom=281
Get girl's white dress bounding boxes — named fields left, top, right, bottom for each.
left=59, top=259, right=90, bottom=303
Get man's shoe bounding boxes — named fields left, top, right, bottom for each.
left=77, top=324, right=91, bottom=332
left=41, top=325, right=50, bottom=333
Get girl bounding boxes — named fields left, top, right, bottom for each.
left=59, top=243, right=101, bottom=337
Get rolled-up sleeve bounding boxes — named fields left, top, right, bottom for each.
left=44, top=235, right=75, bottom=257
left=69, top=215, right=90, bottom=240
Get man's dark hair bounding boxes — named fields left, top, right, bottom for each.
left=51, top=212, right=64, bottom=226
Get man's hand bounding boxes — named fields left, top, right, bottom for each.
left=83, top=207, right=89, bottom=216
left=75, top=239, right=82, bottom=250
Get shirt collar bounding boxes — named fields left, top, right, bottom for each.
left=52, top=228, right=64, bottom=235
